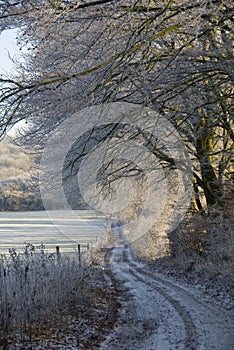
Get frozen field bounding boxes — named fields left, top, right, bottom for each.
left=0, top=210, right=106, bottom=255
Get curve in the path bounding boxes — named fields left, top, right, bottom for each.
left=101, top=245, right=234, bottom=350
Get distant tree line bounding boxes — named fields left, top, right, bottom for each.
left=0, top=180, right=43, bottom=211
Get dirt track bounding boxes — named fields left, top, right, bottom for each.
left=100, top=245, right=234, bottom=350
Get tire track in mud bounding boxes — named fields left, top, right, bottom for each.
left=124, top=249, right=213, bottom=310
left=128, top=267, right=198, bottom=349
left=101, top=246, right=198, bottom=349
left=121, top=249, right=198, bottom=350
left=100, top=244, right=234, bottom=349
left=122, top=247, right=234, bottom=350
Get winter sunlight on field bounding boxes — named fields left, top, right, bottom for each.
left=0, top=210, right=106, bottom=255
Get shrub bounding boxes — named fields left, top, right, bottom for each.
left=0, top=244, right=93, bottom=348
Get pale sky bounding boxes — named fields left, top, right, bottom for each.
left=0, top=29, right=27, bottom=135
left=0, top=28, right=21, bottom=74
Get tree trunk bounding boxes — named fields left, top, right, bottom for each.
left=196, top=114, right=223, bottom=209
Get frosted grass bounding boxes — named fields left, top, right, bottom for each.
left=0, top=243, right=102, bottom=348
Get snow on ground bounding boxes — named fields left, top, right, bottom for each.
left=5, top=242, right=233, bottom=349
left=100, top=244, right=234, bottom=350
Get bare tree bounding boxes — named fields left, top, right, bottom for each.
left=0, top=0, right=233, bottom=211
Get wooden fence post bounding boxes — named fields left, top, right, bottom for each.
left=56, top=246, right=60, bottom=263
left=78, top=244, right=81, bottom=267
